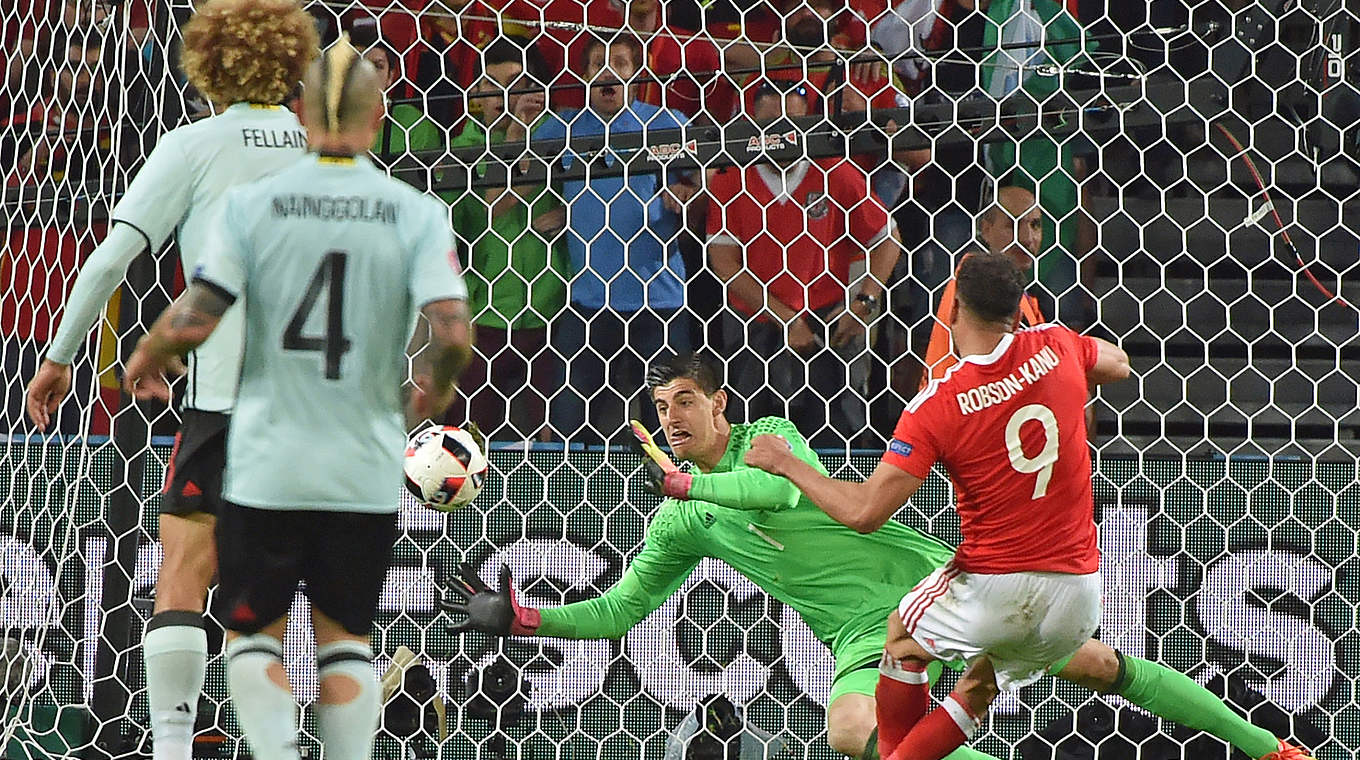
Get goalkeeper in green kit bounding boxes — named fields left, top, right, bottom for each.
left=441, top=354, right=1309, bottom=760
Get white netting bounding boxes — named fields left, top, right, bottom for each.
left=1, top=0, right=1358, bottom=759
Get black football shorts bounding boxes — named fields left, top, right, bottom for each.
left=214, top=501, right=397, bottom=635
left=161, top=410, right=229, bottom=517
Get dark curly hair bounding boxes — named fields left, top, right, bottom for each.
left=181, top=0, right=318, bottom=106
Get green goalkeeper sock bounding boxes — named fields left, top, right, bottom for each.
left=1115, top=655, right=1279, bottom=759
left=940, top=746, right=1003, bottom=760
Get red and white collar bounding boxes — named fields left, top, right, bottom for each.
left=754, top=160, right=812, bottom=204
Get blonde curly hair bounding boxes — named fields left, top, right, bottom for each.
left=181, top=0, right=318, bottom=106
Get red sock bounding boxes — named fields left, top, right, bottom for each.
left=886, top=692, right=981, bottom=760
left=876, top=654, right=930, bottom=757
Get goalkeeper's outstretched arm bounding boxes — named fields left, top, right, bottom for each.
left=685, top=468, right=801, bottom=511
left=685, top=418, right=819, bottom=511
left=632, top=416, right=812, bottom=512
left=442, top=513, right=701, bottom=639
left=536, top=559, right=695, bottom=638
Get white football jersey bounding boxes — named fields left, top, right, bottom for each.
left=194, top=154, right=467, bottom=513
left=49, top=102, right=307, bottom=412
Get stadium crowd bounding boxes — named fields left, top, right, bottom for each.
left=2, top=0, right=1158, bottom=446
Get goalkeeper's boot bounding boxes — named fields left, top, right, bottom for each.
left=1260, top=740, right=1315, bottom=760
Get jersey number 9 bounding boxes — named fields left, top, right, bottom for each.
left=1005, top=403, right=1059, bottom=499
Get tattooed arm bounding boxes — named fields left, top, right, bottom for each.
left=123, top=280, right=234, bottom=401
left=405, top=297, right=473, bottom=427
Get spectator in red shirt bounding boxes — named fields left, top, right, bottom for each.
left=406, top=0, right=534, bottom=127
left=718, top=0, right=784, bottom=47
left=400, top=0, right=620, bottom=120
left=621, top=0, right=763, bottom=122
left=707, top=81, right=903, bottom=446
left=3, top=33, right=112, bottom=434
left=829, top=55, right=926, bottom=210
left=344, top=9, right=419, bottom=94
left=738, top=0, right=900, bottom=119
left=468, top=0, right=621, bottom=113
left=2, top=227, right=105, bottom=435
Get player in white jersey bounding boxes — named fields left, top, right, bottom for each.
left=122, top=40, right=471, bottom=760
left=23, top=3, right=316, bottom=760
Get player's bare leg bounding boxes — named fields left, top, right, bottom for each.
left=948, top=657, right=999, bottom=725
left=828, top=693, right=877, bottom=756
left=144, top=512, right=217, bottom=760
left=874, top=609, right=934, bottom=756
left=846, top=694, right=1003, bottom=760
left=881, top=657, right=995, bottom=760
left=877, top=610, right=997, bottom=760
left=312, top=608, right=381, bottom=760
left=1050, top=637, right=1119, bottom=691
left=154, top=513, right=217, bottom=613
left=225, top=617, right=299, bottom=760
left=1054, top=639, right=1312, bottom=759
left=840, top=647, right=1010, bottom=760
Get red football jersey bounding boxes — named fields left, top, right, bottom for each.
left=737, top=57, right=902, bottom=117
left=883, top=324, right=1101, bottom=574
left=636, top=26, right=724, bottom=118
left=706, top=158, right=893, bottom=316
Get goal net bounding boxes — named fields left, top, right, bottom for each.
left=1, top=0, right=1357, bottom=759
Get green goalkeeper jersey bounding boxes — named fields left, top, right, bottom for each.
left=537, top=417, right=954, bottom=658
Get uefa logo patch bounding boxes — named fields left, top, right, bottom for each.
left=888, top=439, right=913, bottom=458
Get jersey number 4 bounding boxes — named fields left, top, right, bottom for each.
left=1005, top=404, right=1059, bottom=499
left=283, top=250, right=352, bottom=379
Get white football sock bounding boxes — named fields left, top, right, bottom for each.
left=226, top=634, right=300, bottom=760
left=315, top=640, right=380, bottom=760
left=144, top=612, right=207, bottom=760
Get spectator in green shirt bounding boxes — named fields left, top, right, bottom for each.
left=362, top=40, right=443, bottom=161
left=978, top=0, right=1095, bottom=327
left=444, top=40, right=567, bottom=443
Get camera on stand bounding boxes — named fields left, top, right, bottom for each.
left=463, top=655, right=529, bottom=760
left=664, top=694, right=789, bottom=760
left=382, top=648, right=530, bottom=760
left=381, top=646, right=446, bottom=759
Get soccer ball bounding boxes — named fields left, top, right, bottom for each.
left=403, top=426, right=487, bottom=510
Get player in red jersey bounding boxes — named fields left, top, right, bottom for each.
left=746, top=251, right=1316, bottom=760
left=748, top=252, right=1124, bottom=760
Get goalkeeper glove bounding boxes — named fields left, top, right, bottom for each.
left=438, top=563, right=540, bottom=636
left=629, top=420, right=692, bottom=499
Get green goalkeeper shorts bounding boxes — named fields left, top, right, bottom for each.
left=827, top=610, right=962, bottom=706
